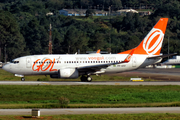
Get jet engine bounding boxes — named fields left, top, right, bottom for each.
left=50, top=68, right=79, bottom=79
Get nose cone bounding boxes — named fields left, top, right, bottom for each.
left=2, top=64, right=10, bottom=72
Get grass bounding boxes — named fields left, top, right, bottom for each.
left=0, top=85, right=180, bottom=108
left=1, top=113, right=180, bottom=120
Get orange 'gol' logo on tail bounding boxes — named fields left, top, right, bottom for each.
left=143, top=28, right=164, bottom=55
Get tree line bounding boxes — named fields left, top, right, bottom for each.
left=0, top=0, right=180, bottom=62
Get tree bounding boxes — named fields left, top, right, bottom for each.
left=52, top=28, right=64, bottom=54
left=89, top=32, right=105, bottom=50
left=112, top=0, right=123, bottom=10
left=85, top=9, right=95, bottom=18
left=21, top=18, right=48, bottom=55
left=64, top=26, right=89, bottom=53
left=0, top=10, right=27, bottom=62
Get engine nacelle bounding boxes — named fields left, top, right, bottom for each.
left=50, top=68, right=79, bottom=79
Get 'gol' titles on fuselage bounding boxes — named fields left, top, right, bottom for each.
left=31, top=55, right=121, bottom=72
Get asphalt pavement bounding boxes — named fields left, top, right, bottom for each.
left=1, top=107, right=180, bottom=115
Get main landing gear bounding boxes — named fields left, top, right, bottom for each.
left=80, top=75, right=92, bottom=82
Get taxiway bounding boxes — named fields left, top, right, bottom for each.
left=0, top=107, right=180, bottom=115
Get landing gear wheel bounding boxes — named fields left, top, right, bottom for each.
left=21, top=77, right=25, bottom=81
left=87, top=76, right=92, bottom=82
left=80, top=75, right=87, bottom=82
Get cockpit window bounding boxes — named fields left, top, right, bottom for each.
left=13, top=61, right=19, bottom=64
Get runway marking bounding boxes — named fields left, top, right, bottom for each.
left=41, top=83, right=50, bottom=85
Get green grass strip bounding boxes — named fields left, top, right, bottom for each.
left=1, top=102, right=180, bottom=109
left=0, top=85, right=180, bottom=108
left=1, top=113, right=180, bottom=120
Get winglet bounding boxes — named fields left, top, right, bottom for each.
left=96, top=49, right=101, bottom=54
left=121, top=49, right=135, bottom=63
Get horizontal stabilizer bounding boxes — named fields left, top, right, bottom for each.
left=147, top=53, right=177, bottom=59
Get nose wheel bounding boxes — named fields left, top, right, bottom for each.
left=21, top=77, right=25, bottom=81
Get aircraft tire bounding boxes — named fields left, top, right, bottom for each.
left=87, top=76, right=92, bottom=82
left=80, top=75, right=86, bottom=82
left=21, top=77, right=25, bottom=81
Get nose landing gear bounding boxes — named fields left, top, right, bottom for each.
left=15, top=74, right=25, bottom=81
left=21, top=77, right=25, bottom=81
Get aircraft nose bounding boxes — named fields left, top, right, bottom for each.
left=2, top=64, right=10, bottom=72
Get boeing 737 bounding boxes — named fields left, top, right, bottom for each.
left=3, top=18, right=171, bottom=82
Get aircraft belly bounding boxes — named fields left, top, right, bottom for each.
left=105, top=61, right=143, bottom=73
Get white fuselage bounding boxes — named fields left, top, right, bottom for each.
left=3, top=53, right=160, bottom=76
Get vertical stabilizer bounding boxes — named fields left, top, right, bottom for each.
left=119, top=18, right=168, bottom=56
left=134, top=18, right=168, bottom=55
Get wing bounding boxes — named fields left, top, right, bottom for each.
left=77, top=62, right=119, bottom=72
left=77, top=49, right=135, bottom=73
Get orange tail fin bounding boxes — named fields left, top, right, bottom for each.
left=119, top=18, right=168, bottom=55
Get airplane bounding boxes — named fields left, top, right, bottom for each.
left=162, top=56, right=180, bottom=65
left=3, top=18, right=171, bottom=82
